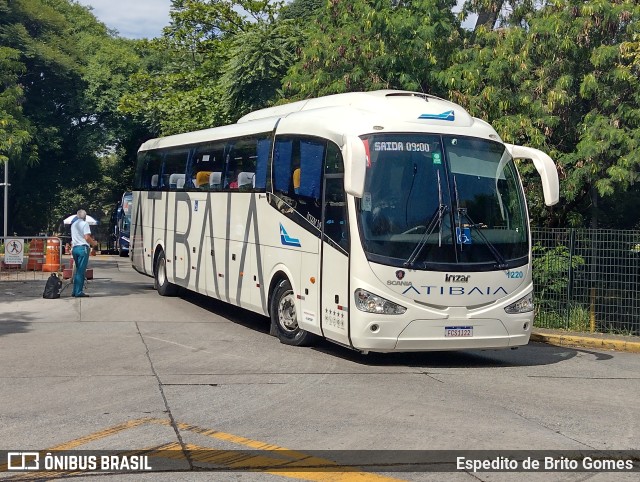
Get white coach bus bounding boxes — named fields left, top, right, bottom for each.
left=131, top=90, right=559, bottom=353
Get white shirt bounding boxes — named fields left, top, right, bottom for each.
left=71, top=218, right=91, bottom=247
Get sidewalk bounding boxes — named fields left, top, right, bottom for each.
left=531, top=328, right=640, bottom=354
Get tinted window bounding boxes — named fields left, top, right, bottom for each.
left=164, top=148, right=190, bottom=190
left=272, top=136, right=326, bottom=233
left=135, top=150, right=163, bottom=190
left=190, top=142, right=225, bottom=190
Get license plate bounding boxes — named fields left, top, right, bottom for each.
left=445, top=326, right=473, bottom=337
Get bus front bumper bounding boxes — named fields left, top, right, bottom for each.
left=350, top=317, right=532, bottom=352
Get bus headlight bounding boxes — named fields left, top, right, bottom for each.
left=504, top=292, right=534, bottom=314
left=354, top=289, right=406, bottom=315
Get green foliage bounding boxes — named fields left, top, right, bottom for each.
left=460, top=1, right=538, bottom=30
left=0, top=0, right=151, bottom=235
left=443, top=0, right=640, bottom=228
left=119, top=1, right=283, bottom=135
left=535, top=303, right=590, bottom=331
left=279, top=0, right=324, bottom=21
left=218, top=20, right=303, bottom=121
left=282, top=0, right=462, bottom=99
left=2, top=0, right=640, bottom=236
left=0, top=46, right=33, bottom=165
left=532, top=243, right=586, bottom=329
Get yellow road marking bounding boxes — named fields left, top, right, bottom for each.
left=3, top=418, right=407, bottom=481
left=50, top=417, right=155, bottom=450
left=182, top=443, right=406, bottom=481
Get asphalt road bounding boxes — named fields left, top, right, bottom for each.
left=1, top=256, right=638, bottom=481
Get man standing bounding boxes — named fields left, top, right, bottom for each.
left=70, top=209, right=98, bottom=297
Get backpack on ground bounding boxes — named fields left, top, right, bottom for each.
left=43, top=273, right=63, bottom=299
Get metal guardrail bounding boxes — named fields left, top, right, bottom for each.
left=0, top=236, right=66, bottom=280
left=532, top=228, right=640, bottom=336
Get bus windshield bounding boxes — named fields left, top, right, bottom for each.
left=357, top=134, right=528, bottom=271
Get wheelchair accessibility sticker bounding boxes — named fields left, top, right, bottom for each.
left=456, top=227, right=472, bottom=245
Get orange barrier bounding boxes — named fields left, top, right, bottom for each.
left=42, top=238, right=61, bottom=272
left=26, top=238, right=45, bottom=270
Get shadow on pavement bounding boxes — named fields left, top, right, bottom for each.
left=311, top=340, right=591, bottom=368
left=177, top=288, right=591, bottom=369
left=181, top=289, right=271, bottom=335
left=0, top=314, right=32, bottom=337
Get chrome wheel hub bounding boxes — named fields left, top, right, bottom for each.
left=278, top=292, right=297, bottom=332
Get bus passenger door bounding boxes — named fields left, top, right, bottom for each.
left=320, top=175, right=350, bottom=346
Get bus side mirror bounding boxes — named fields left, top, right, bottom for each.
left=343, top=136, right=366, bottom=198
left=506, top=144, right=560, bottom=206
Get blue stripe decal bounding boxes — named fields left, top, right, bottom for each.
left=418, top=110, right=455, bottom=121
left=280, top=223, right=301, bottom=248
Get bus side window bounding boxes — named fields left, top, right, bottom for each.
left=298, top=140, right=323, bottom=201
left=232, top=136, right=259, bottom=191
left=163, top=148, right=189, bottom=191
left=192, top=143, right=225, bottom=191
left=274, top=136, right=324, bottom=230
left=273, top=139, right=293, bottom=195
left=255, top=138, right=271, bottom=190
left=135, top=150, right=163, bottom=190
left=325, top=142, right=344, bottom=174
left=324, top=178, right=349, bottom=252
left=324, top=142, right=348, bottom=252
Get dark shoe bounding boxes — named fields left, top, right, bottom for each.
left=74, top=293, right=90, bottom=298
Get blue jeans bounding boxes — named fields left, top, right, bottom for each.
left=71, top=245, right=90, bottom=296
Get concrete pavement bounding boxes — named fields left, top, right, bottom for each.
left=3, top=254, right=639, bottom=353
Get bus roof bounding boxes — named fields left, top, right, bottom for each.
left=139, top=90, right=502, bottom=152
left=253, top=90, right=501, bottom=143
left=138, top=117, right=279, bottom=152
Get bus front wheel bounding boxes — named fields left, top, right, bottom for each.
left=155, top=250, right=178, bottom=296
left=270, top=279, right=318, bottom=347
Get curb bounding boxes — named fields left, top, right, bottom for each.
left=531, top=332, right=640, bottom=354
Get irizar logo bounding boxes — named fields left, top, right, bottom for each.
left=445, top=274, right=470, bottom=283
left=279, top=223, right=301, bottom=247
left=418, top=110, right=455, bottom=122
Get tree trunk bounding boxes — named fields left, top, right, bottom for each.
left=473, top=1, right=505, bottom=31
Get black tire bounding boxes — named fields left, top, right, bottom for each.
left=118, top=248, right=127, bottom=257
left=270, top=279, right=318, bottom=346
left=155, top=250, right=178, bottom=296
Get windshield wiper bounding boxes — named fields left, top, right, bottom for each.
left=404, top=171, right=447, bottom=268
left=457, top=208, right=509, bottom=270
left=403, top=205, right=448, bottom=268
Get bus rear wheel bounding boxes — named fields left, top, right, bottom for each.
left=155, top=250, right=178, bottom=296
left=270, top=279, right=317, bottom=346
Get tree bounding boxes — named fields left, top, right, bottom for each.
left=120, top=0, right=281, bottom=135
left=282, top=0, right=461, bottom=100
left=278, top=0, right=324, bottom=21
left=0, top=0, right=152, bottom=234
left=442, top=0, right=640, bottom=228
left=0, top=46, right=33, bottom=166
left=218, top=20, right=303, bottom=120
left=461, top=1, right=538, bottom=31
